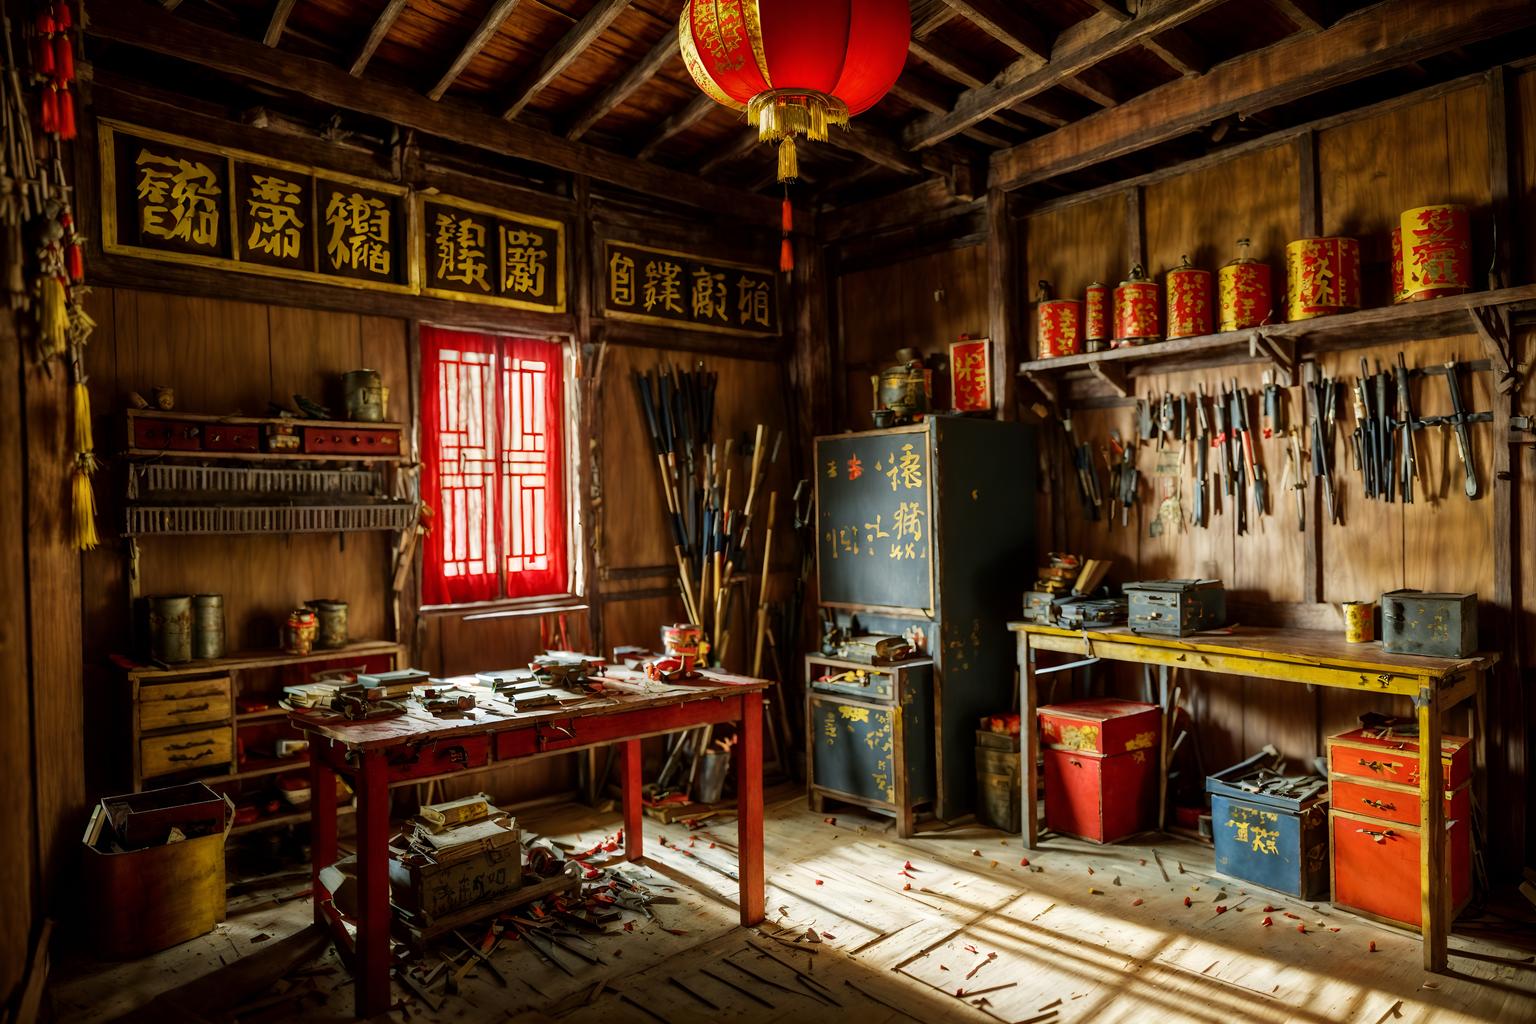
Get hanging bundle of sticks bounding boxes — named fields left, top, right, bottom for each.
left=633, top=363, right=782, bottom=665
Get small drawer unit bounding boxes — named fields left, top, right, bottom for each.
left=200, top=424, right=260, bottom=452
left=132, top=416, right=202, bottom=451
left=138, top=676, right=233, bottom=732
left=1327, top=727, right=1472, bottom=927
left=1206, top=751, right=1330, bottom=900
left=1124, top=579, right=1225, bottom=636
left=805, top=653, right=933, bottom=837
left=976, top=721, right=1022, bottom=833
left=1039, top=699, right=1160, bottom=843
left=301, top=426, right=402, bottom=456
left=386, top=735, right=491, bottom=783
left=141, top=725, right=234, bottom=780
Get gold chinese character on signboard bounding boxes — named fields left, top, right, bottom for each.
left=610, top=251, right=636, bottom=306
left=886, top=443, right=923, bottom=491
left=433, top=212, right=490, bottom=292
left=501, top=226, right=546, bottom=296
left=643, top=259, right=684, bottom=314
left=737, top=275, right=771, bottom=327
left=690, top=266, right=728, bottom=323
left=893, top=500, right=924, bottom=542
left=324, top=191, right=392, bottom=275
left=244, top=174, right=304, bottom=259
left=136, top=148, right=221, bottom=248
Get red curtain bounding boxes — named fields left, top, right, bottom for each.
left=420, top=326, right=567, bottom=606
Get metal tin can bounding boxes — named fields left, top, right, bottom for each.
left=1036, top=281, right=1083, bottom=359
left=1285, top=236, right=1361, bottom=321
left=1218, top=239, right=1272, bottom=331
left=284, top=608, right=318, bottom=656
left=191, top=594, right=225, bottom=660
left=1343, top=601, right=1375, bottom=644
left=662, top=623, right=702, bottom=674
left=1165, top=255, right=1213, bottom=340
left=1084, top=281, right=1109, bottom=351
left=149, top=595, right=193, bottom=664
left=343, top=369, right=386, bottom=422
left=308, top=599, right=349, bottom=649
left=1399, top=203, right=1471, bottom=301
left=1113, top=264, right=1160, bottom=347
left=1389, top=226, right=1409, bottom=304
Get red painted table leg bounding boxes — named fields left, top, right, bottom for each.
left=353, top=750, right=391, bottom=1018
left=308, top=740, right=338, bottom=929
left=623, top=738, right=643, bottom=861
left=737, top=693, right=765, bottom=926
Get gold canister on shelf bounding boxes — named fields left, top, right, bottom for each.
left=1218, top=238, right=1272, bottom=332
left=1083, top=281, right=1110, bottom=352
left=284, top=607, right=319, bottom=656
left=1035, top=281, right=1083, bottom=359
left=1112, top=263, right=1160, bottom=347
left=1343, top=601, right=1375, bottom=644
left=1399, top=203, right=1471, bottom=301
left=1285, top=236, right=1361, bottom=321
left=307, top=599, right=349, bottom=649
left=1165, top=255, right=1213, bottom=340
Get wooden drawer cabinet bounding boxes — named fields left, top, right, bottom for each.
left=139, top=677, right=232, bottom=731
left=141, top=725, right=234, bottom=780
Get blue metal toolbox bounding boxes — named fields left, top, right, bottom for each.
left=1207, top=750, right=1330, bottom=899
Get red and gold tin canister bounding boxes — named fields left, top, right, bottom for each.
left=1165, top=254, right=1213, bottom=340
left=1217, top=238, right=1272, bottom=332
left=1389, top=226, right=1409, bottom=304
left=1343, top=601, right=1375, bottom=644
left=661, top=622, right=702, bottom=674
left=1083, top=281, right=1109, bottom=352
left=1399, top=203, right=1471, bottom=301
left=1036, top=281, right=1083, bottom=359
left=1285, top=236, right=1361, bottom=321
left=1113, top=263, right=1160, bottom=346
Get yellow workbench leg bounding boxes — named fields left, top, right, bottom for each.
left=1418, top=683, right=1447, bottom=971
left=1020, top=631, right=1039, bottom=849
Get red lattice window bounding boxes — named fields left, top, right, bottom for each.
left=421, top=326, right=568, bottom=605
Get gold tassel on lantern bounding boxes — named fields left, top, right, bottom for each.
left=777, top=138, right=798, bottom=182
left=72, top=457, right=99, bottom=551
left=39, top=277, right=68, bottom=358
left=73, top=379, right=92, bottom=454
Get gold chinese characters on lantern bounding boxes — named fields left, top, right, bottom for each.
left=1036, top=281, right=1082, bottom=359
left=1113, top=264, right=1160, bottom=346
left=1165, top=255, right=1212, bottom=340
left=1399, top=203, right=1470, bottom=301
left=1084, top=281, right=1109, bottom=352
left=1218, top=239, right=1271, bottom=332
left=1285, top=236, right=1361, bottom=321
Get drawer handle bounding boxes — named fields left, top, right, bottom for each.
left=1068, top=758, right=1082, bottom=768
left=167, top=738, right=214, bottom=751
left=1361, top=797, right=1396, bottom=811
left=169, top=702, right=212, bottom=715
left=169, top=749, right=214, bottom=763
left=1354, top=827, right=1398, bottom=844
left=1357, top=758, right=1400, bottom=774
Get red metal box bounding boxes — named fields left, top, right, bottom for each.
left=1038, top=698, right=1160, bottom=757
left=132, top=416, right=202, bottom=451
left=302, top=426, right=402, bottom=456
left=200, top=424, right=260, bottom=452
left=1327, top=729, right=1470, bottom=790
left=1330, top=809, right=1470, bottom=927
left=1043, top=746, right=1157, bottom=843
left=385, top=735, right=489, bottom=782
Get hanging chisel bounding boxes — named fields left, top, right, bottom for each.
left=1376, top=360, right=1395, bottom=502
left=1394, top=352, right=1421, bottom=503
left=1237, top=386, right=1267, bottom=517
left=1284, top=428, right=1306, bottom=531
left=1261, top=371, right=1284, bottom=439
left=1439, top=360, right=1483, bottom=499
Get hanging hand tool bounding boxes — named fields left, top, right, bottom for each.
left=1236, top=385, right=1267, bottom=518
left=1283, top=428, right=1306, bottom=531
left=1376, top=360, right=1396, bottom=502
left=1158, top=392, right=1174, bottom=450
left=1118, top=442, right=1138, bottom=528
left=1306, top=365, right=1338, bottom=525
left=1213, top=383, right=1233, bottom=498
left=1228, top=383, right=1248, bottom=534
left=1351, top=369, right=1374, bottom=499
left=1394, top=353, right=1422, bottom=503
left=1193, top=389, right=1210, bottom=529
left=1138, top=393, right=1156, bottom=441
left=1427, top=360, right=1492, bottom=499
left=1261, top=371, right=1284, bottom=439
left=1178, top=393, right=1189, bottom=466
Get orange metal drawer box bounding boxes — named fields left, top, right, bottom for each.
left=385, top=735, right=489, bottom=782
left=1038, top=698, right=1160, bottom=756
left=1330, top=809, right=1470, bottom=928
left=1330, top=776, right=1470, bottom=830
left=1327, top=729, right=1470, bottom=790
left=302, top=426, right=401, bottom=456
left=201, top=424, right=260, bottom=452
left=132, top=417, right=202, bottom=451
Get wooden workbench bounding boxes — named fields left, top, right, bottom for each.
left=1010, top=622, right=1497, bottom=973
left=291, top=667, right=769, bottom=1018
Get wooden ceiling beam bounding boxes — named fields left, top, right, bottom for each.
left=350, top=0, right=406, bottom=77
left=565, top=28, right=678, bottom=141
left=911, top=0, right=958, bottom=38
left=989, top=0, right=1536, bottom=192
left=1269, top=0, right=1329, bottom=32
left=905, top=0, right=1228, bottom=150
left=909, top=34, right=990, bottom=90
left=500, top=0, right=631, bottom=121
left=84, top=0, right=781, bottom=225
left=699, top=128, right=765, bottom=177
left=1143, top=27, right=1208, bottom=77
left=824, top=123, right=927, bottom=176
left=264, top=0, right=299, bottom=47
left=1058, top=67, right=1128, bottom=107
left=889, top=74, right=1017, bottom=147
left=635, top=92, right=718, bottom=160
left=1082, top=0, right=1131, bottom=19
left=940, top=0, right=1052, bottom=66
left=428, top=0, right=522, bottom=101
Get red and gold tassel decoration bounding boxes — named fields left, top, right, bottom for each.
left=32, top=3, right=76, bottom=140
left=779, top=192, right=794, bottom=273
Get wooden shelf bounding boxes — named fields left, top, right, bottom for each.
left=125, top=447, right=404, bottom=464
left=231, top=803, right=354, bottom=836
left=126, top=409, right=405, bottom=430
left=122, top=640, right=405, bottom=681
left=222, top=758, right=310, bottom=781
left=1016, top=284, right=1536, bottom=401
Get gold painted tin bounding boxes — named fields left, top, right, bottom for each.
left=1217, top=239, right=1272, bottom=332
left=1343, top=601, right=1375, bottom=644
left=1285, top=236, right=1361, bottom=321
left=1165, top=254, right=1213, bottom=340
left=1084, top=282, right=1110, bottom=352
left=1399, top=203, right=1471, bottom=301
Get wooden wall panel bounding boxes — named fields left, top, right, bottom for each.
left=1022, top=194, right=1125, bottom=363
left=1518, top=68, right=1536, bottom=284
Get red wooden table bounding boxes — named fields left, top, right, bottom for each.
left=291, top=668, right=768, bottom=1018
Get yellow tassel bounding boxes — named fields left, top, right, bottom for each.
left=777, top=138, right=798, bottom=183
left=72, top=466, right=98, bottom=551
left=73, top=380, right=92, bottom=455
left=40, top=278, right=68, bottom=358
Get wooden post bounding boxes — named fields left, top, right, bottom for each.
left=737, top=692, right=766, bottom=925
left=623, top=738, right=643, bottom=861
left=987, top=188, right=1018, bottom=418
left=1124, top=185, right=1145, bottom=271
left=308, top=743, right=338, bottom=928
left=1019, top=629, right=1040, bottom=848
left=1297, top=130, right=1325, bottom=605
left=1416, top=685, right=1447, bottom=972
left=353, top=750, right=392, bottom=1017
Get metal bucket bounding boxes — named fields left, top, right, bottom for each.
left=694, top=750, right=730, bottom=804
left=308, top=599, right=349, bottom=649
left=342, top=369, right=386, bottom=422
left=191, top=594, right=225, bottom=660
left=149, top=595, right=193, bottom=664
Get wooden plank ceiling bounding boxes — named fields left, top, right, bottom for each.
left=107, top=0, right=1531, bottom=211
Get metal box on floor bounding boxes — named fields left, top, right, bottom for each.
left=1207, top=751, right=1330, bottom=899
left=1039, top=699, right=1160, bottom=843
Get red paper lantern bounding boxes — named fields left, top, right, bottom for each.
left=679, top=0, right=910, bottom=181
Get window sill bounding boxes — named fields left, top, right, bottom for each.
left=421, top=596, right=588, bottom=622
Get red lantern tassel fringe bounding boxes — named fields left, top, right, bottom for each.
left=57, top=88, right=74, bottom=140
left=39, top=87, right=56, bottom=134
left=54, top=32, right=74, bottom=83
left=779, top=196, right=793, bottom=273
